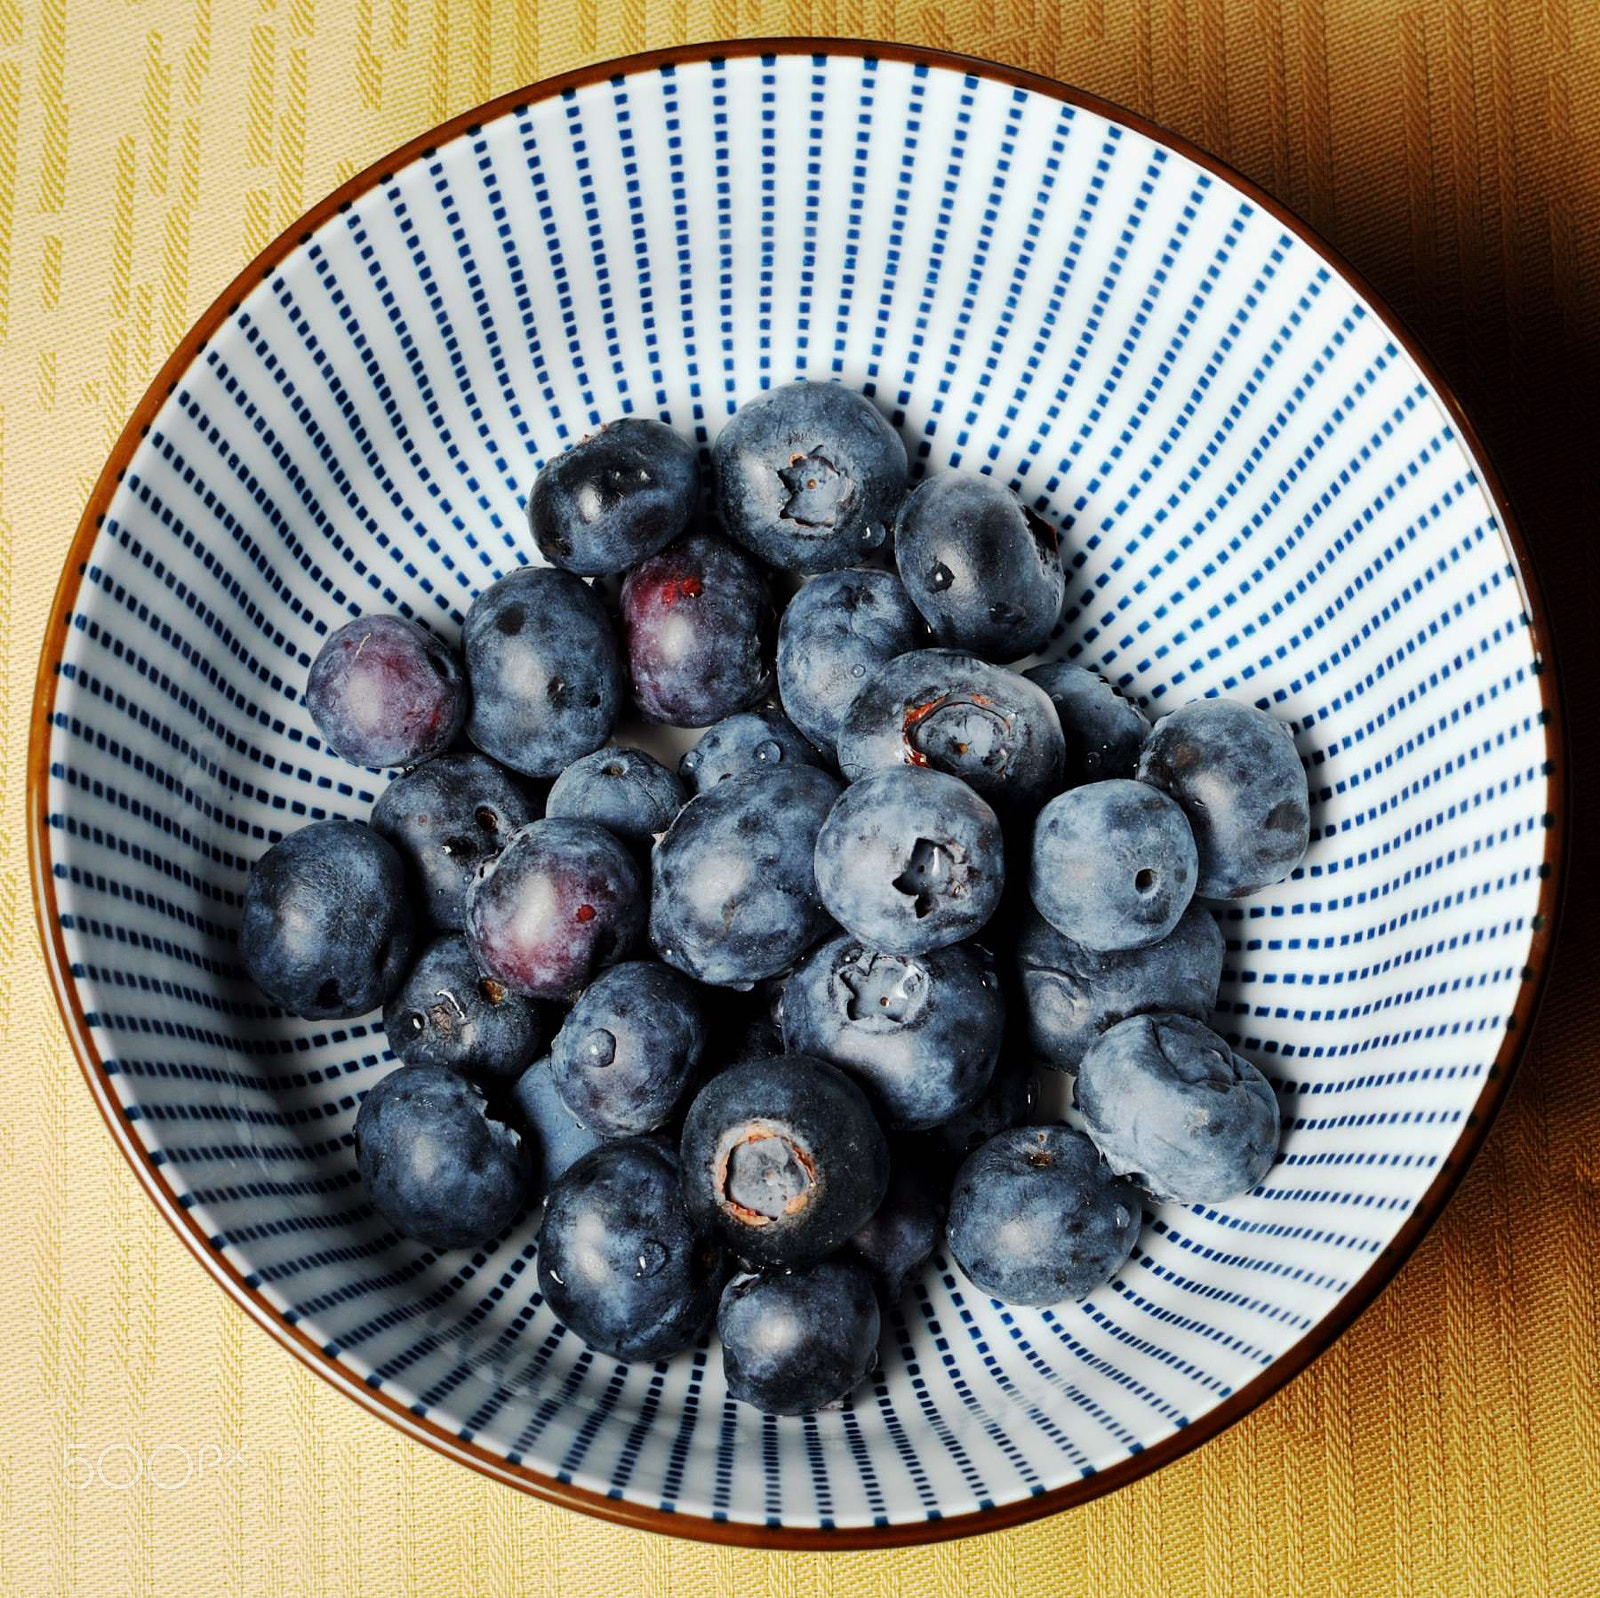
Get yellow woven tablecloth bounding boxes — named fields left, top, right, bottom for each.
left=2, top=3, right=1596, bottom=1594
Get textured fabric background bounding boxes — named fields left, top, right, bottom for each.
left=1, top=3, right=1595, bottom=1594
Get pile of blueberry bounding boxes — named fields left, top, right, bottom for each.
left=239, top=383, right=1309, bottom=1416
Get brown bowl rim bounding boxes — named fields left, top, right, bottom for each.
left=27, top=36, right=1567, bottom=1550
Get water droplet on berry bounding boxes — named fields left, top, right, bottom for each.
left=859, top=522, right=886, bottom=550
left=753, top=740, right=783, bottom=765
left=850, top=663, right=868, bottom=679
left=928, top=563, right=953, bottom=592
left=681, top=749, right=701, bottom=771
left=636, top=1240, right=668, bottom=1278
left=581, top=1027, right=616, bottom=1067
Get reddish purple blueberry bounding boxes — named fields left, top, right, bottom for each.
left=465, top=818, right=644, bottom=1001
left=305, top=614, right=466, bottom=769
left=620, top=533, right=775, bottom=726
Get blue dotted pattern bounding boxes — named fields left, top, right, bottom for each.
left=44, top=54, right=1549, bottom=1531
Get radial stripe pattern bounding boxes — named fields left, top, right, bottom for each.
left=41, top=50, right=1551, bottom=1533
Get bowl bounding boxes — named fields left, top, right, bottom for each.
left=29, top=40, right=1561, bottom=1547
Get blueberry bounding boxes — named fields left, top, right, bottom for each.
left=537, top=1139, right=728, bottom=1362
left=912, top=1059, right=1038, bottom=1163
left=545, top=746, right=685, bottom=841
left=837, top=648, right=1065, bottom=810
left=305, top=614, right=467, bottom=770
left=1137, top=698, right=1311, bottom=899
left=240, top=820, right=414, bottom=1019
left=1016, top=903, right=1223, bottom=1072
left=466, top=819, right=644, bottom=1001
left=463, top=566, right=623, bottom=778
left=678, top=1055, right=889, bottom=1267
left=371, top=753, right=535, bottom=929
left=775, top=568, right=925, bottom=752
left=679, top=706, right=824, bottom=794
left=712, top=381, right=908, bottom=573
left=814, top=768, right=1005, bottom=956
left=1022, top=662, right=1151, bottom=785
left=621, top=533, right=775, bottom=727
left=550, top=961, right=705, bottom=1137
left=650, top=766, right=842, bottom=987
left=530, top=418, right=699, bottom=576
left=781, top=933, right=1002, bottom=1132
left=945, top=1126, right=1141, bottom=1306
left=1029, top=779, right=1197, bottom=952
left=510, top=1056, right=605, bottom=1199
left=849, top=1158, right=946, bottom=1301
left=717, top=1258, right=881, bottom=1414
left=1076, top=1013, right=1280, bottom=1203
left=383, top=934, right=545, bottom=1083
left=354, top=1064, right=532, bottom=1250
left=893, top=474, right=1064, bottom=660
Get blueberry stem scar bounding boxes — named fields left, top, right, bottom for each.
left=715, top=1124, right=816, bottom=1226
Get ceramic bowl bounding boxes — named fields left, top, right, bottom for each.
left=30, top=41, right=1561, bottom=1547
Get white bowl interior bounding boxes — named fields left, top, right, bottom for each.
left=42, top=50, right=1550, bottom=1532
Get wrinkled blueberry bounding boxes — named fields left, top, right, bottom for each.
left=530, top=418, right=699, bottom=576
left=717, top=1258, right=881, bottom=1414
left=775, top=568, right=925, bottom=752
left=466, top=819, right=644, bottom=1001
left=510, top=1055, right=606, bottom=1199
left=384, top=934, right=544, bottom=1083
left=305, top=614, right=467, bottom=770
left=781, top=933, right=1002, bottom=1132
left=1016, top=902, right=1223, bottom=1072
left=545, top=746, right=685, bottom=841
left=621, top=533, right=775, bottom=727
left=1137, top=698, right=1311, bottom=899
left=354, top=1064, right=532, bottom=1250
left=679, top=1054, right=889, bottom=1268
left=463, top=566, right=623, bottom=778
left=912, top=1058, right=1038, bottom=1163
left=814, top=768, right=1005, bottom=956
left=1022, top=661, right=1151, bottom=785
left=538, top=1139, right=728, bottom=1362
left=371, top=752, right=534, bottom=929
left=240, top=819, right=413, bottom=1019
left=712, top=381, right=908, bottom=573
left=849, top=1158, right=946, bottom=1301
left=550, top=961, right=705, bottom=1137
left=1076, top=1012, right=1280, bottom=1203
left=946, top=1126, right=1141, bottom=1306
left=893, top=473, right=1064, bottom=660
left=1030, top=779, right=1197, bottom=952
left=650, top=766, right=841, bottom=987
left=837, top=648, right=1065, bottom=811
left=679, top=706, right=824, bottom=794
